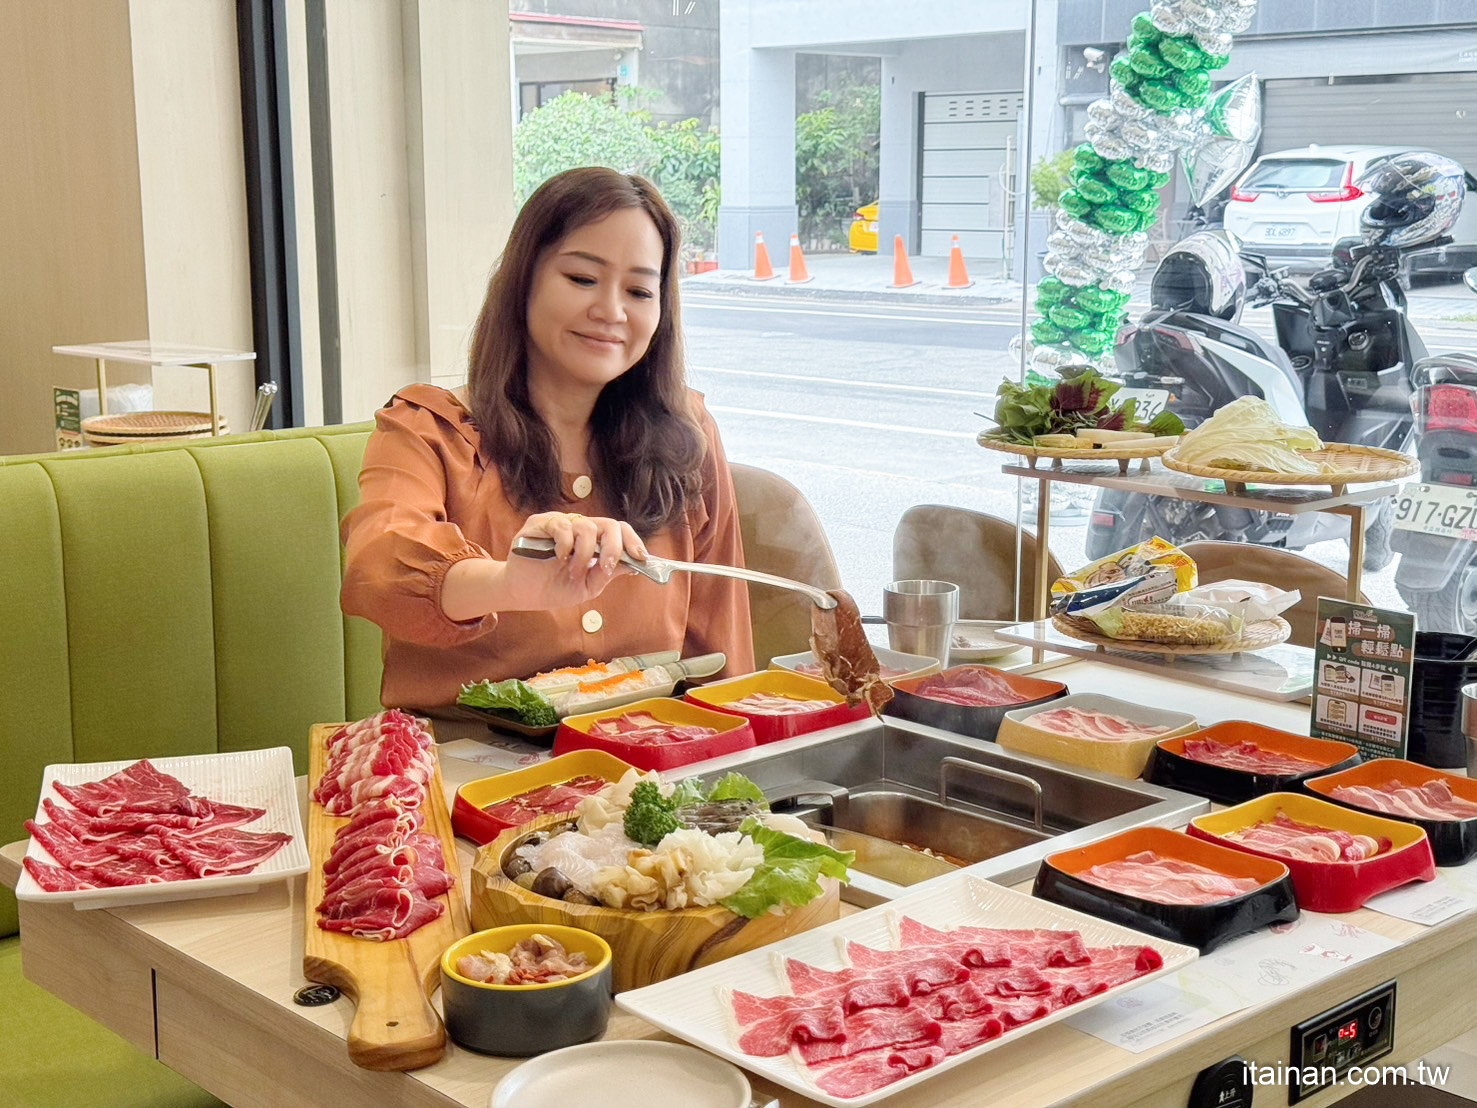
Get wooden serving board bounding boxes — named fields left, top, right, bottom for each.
left=302, top=722, right=470, bottom=1071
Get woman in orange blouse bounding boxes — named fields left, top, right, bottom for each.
left=341, top=168, right=755, bottom=712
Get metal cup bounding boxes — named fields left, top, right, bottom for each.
left=1463, top=683, right=1477, bottom=777
left=884, top=580, right=961, bottom=669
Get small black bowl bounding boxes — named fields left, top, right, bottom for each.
left=440, top=924, right=613, bottom=1056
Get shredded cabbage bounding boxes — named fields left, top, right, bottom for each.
left=1174, top=397, right=1326, bottom=475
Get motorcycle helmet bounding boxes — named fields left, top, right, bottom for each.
left=1357, top=152, right=1466, bottom=248
left=1148, top=230, right=1246, bottom=322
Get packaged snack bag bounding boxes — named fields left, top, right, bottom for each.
left=1088, top=601, right=1240, bottom=646
left=1052, top=536, right=1197, bottom=596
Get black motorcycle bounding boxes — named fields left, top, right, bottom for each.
left=1392, top=315, right=1477, bottom=633
left=1086, top=235, right=1419, bottom=568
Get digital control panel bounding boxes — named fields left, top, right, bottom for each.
left=1287, top=980, right=1396, bottom=1104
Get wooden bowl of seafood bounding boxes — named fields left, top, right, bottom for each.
left=469, top=811, right=843, bottom=992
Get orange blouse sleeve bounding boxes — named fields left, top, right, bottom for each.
left=340, top=395, right=498, bottom=647
left=683, top=396, right=756, bottom=676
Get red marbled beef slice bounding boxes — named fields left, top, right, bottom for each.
left=155, top=827, right=292, bottom=878
left=732, top=991, right=849, bottom=1057
left=733, top=917, right=1165, bottom=1098
left=51, top=759, right=203, bottom=818
left=24, top=857, right=96, bottom=892
left=795, top=1006, right=943, bottom=1065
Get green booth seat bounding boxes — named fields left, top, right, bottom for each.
left=0, top=422, right=383, bottom=1106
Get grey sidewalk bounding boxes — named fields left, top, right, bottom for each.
left=682, top=250, right=1021, bottom=307
left=681, top=249, right=1477, bottom=326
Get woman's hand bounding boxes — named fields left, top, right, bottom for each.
left=441, top=511, right=648, bottom=620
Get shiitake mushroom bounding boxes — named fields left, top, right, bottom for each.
left=530, top=866, right=574, bottom=900
left=503, top=855, right=533, bottom=879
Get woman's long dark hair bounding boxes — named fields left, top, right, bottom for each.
left=466, top=168, right=705, bottom=534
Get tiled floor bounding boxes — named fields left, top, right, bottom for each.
left=1353, top=1027, right=1477, bottom=1101
left=1416, top=1029, right=1477, bottom=1100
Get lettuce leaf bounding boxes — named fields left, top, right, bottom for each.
left=456, top=678, right=557, bottom=727
left=991, top=379, right=1058, bottom=442
left=665, top=776, right=707, bottom=808
left=705, top=772, right=769, bottom=806
left=720, top=818, right=854, bottom=919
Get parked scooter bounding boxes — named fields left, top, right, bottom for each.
left=1085, top=234, right=1413, bottom=566
left=1087, top=152, right=1469, bottom=567
left=1392, top=284, right=1477, bottom=633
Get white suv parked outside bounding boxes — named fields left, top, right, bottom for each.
left=1224, top=144, right=1477, bottom=278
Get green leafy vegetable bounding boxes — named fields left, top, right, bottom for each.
left=456, top=678, right=557, bottom=727
left=666, top=777, right=708, bottom=809
left=1052, top=367, right=1118, bottom=414
left=623, top=780, right=682, bottom=846
left=720, top=818, right=854, bottom=919
left=704, top=772, right=770, bottom=806
left=988, top=367, right=1153, bottom=444
left=1148, top=409, right=1186, bottom=436
left=992, top=378, right=1057, bottom=442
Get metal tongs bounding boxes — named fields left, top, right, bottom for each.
left=510, top=534, right=838, bottom=609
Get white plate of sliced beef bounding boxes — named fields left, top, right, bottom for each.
left=616, top=875, right=1197, bottom=1107
left=17, top=747, right=309, bottom=910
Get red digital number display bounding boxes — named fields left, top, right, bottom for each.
left=1338, top=1019, right=1359, bottom=1041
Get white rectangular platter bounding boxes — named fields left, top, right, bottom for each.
left=616, top=874, right=1197, bottom=1107
left=16, top=746, right=309, bottom=910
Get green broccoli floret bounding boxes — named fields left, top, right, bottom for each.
left=623, top=780, right=680, bottom=847
left=520, top=700, right=558, bottom=728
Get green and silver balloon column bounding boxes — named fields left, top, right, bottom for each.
left=1020, top=1, right=1263, bottom=377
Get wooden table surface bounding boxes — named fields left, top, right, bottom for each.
left=6, top=660, right=1475, bottom=1107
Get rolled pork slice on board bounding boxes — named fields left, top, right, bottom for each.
left=810, top=588, right=893, bottom=713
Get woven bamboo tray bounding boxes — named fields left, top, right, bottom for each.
left=1050, top=613, right=1291, bottom=656
left=82, top=411, right=228, bottom=445
left=978, top=433, right=1175, bottom=475
left=1160, top=442, right=1416, bottom=494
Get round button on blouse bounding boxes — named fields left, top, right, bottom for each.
left=571, top=474, right=593, bottom=499
left=581, top=610, right=603, bottom=634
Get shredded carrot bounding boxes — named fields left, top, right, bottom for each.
left=577, top=671, right=646, bottom=694
left=534, top=659, right=609, bottom=682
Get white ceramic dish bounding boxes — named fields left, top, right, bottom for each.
left=16, top=747, right=310, bottom=910
left=488, top=1040, right=752, bottom=1108
left=769, top=646, right=939, bottom=684
left=616, top=875, right=1196, bottom=1107
left=949, top=619, right=1026, bottom=663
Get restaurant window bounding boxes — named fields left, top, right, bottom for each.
left=293, top=0, right=1477, bottom=635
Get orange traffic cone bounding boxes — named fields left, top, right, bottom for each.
left=751, top=232, right=777, bottom=281
left=945, top=235, right=973, bottom=289
left=890, top=234, right=919, bottom=288
left=786, top=233, right=813, bottom=284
